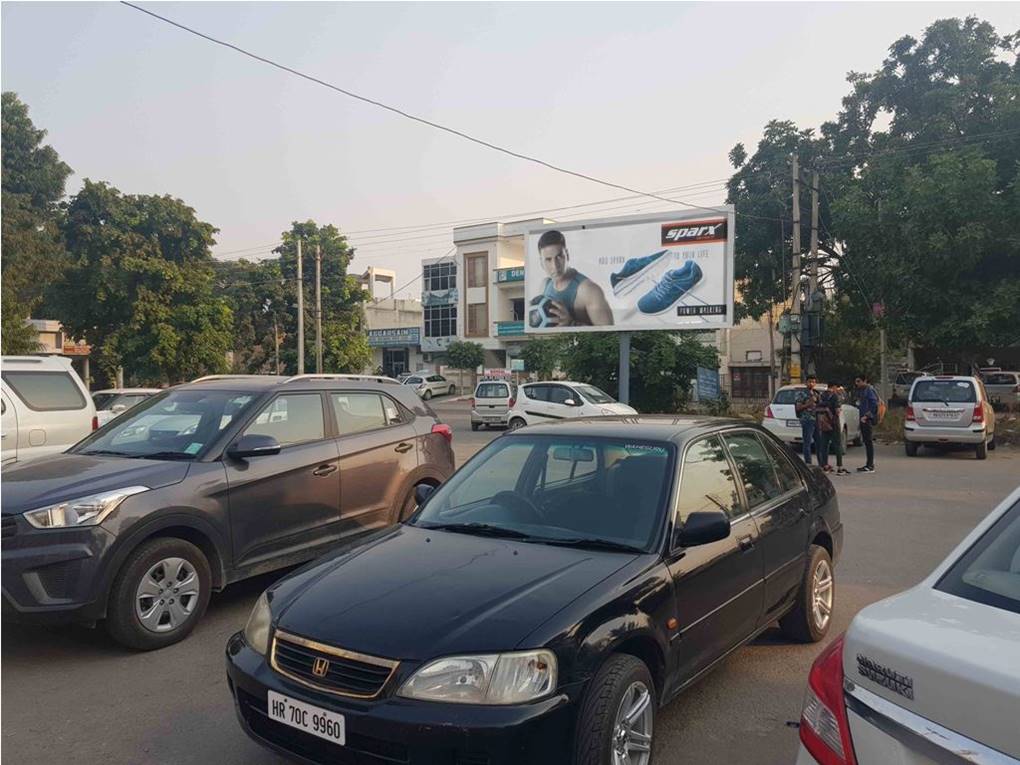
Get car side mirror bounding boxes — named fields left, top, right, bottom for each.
left=564, top=398, right=578, bottom=407
left=676, top=511, right=731, bottom=548
left=228, top=434, right=281, bottom=460
left=414, top=484, right=435, bottom=507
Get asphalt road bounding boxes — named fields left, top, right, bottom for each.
left=3, top=399, right=1018, bottom=765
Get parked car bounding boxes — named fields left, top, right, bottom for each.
left=904, top=375, right=996, bottom=459
left=1, top=375, right=454, bottom=650
left=795, top=486, right=1020, bottom=765
left=227, top=417, right=842, bottom=764
left=93, top=388, right=161, bottom=427
left=402, top=373, right=456, bottom=400
left=470, top=379, right=518, bottom=430
left=890, top=370, right=923, bottom=404
left=761, top=384, right=861, bottom=450
left=507, top=380, right=636, bottom=429
left=981, top=370, right=1020, bottom=408
left=1, top=355, right=97, bottom=467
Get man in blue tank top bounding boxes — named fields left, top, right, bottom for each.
left=537, top=230, right=614, bottom=326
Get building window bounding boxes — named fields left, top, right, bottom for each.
left=424, top=305, right=457, bottom=338
left=511, top=298, right=525, bottom=322
left=423, top=262, right=457, bottom=292
left=466, top=253, right=487, bottom=288
left=745, top=350, right=763, bottom=362
left=467, top=303, right=488, bottom=337
left=730, top=366, right=771, bottom=399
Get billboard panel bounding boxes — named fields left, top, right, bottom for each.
left=524, top=207, right=734, bottom=333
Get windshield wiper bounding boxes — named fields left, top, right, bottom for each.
left=537, top=537, right=644, bottom=553
left=417, top=522, right=533, bottom=539
left=79, top=449, right=133, bottom=457
left=130, top=451, right=196, bottom=461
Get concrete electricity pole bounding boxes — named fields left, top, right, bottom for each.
left=273, top=315, right=281, bottom=375
left=790, top=155, right=802, bottom=383
left=315, top=243, right=323, bottom=374
left=296, top=238, right=304, bottom=374
left=808, top=169, right=820, bottom=376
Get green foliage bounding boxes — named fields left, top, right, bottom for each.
left=446, top=340, right=484, bottom=371
left=214, top=258, right=288, bottom=374
left=52, top=180, right=232, bottom=384
left=1, top=92, right=71, bottom=348
left=560, top=332, right=719, bottom=413
left=519, top=336, right=564, bottom=380
left=815, top=308, right=880, bottom=385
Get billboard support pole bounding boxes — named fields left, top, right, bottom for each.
left=619, top=332, right=631, bottom=405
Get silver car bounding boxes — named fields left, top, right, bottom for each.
left=904, top=375, right=997, bottom=459
left=982, top=370, right=1020, bottom=408
left=402, top=373, right=457, bottom=400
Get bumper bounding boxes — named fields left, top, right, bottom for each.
left=470, top=410, right=509, bottom=426
left=1, top=517, right=114, bottom=624
left=226, top=632, right=577, bottom=765
left=904, top=424, right=988, bottom=444
left=794, top=743, right=818, bottom=764
left=762, top=419, right=804, bottom=443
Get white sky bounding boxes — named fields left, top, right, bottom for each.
left=3, top=1, right=1018, bottom=295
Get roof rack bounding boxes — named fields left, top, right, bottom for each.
left=191, top=374, right=283, bottom=383
left=285, top=373, right=400, bottom=385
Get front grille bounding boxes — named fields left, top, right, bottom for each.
left=34, top=559, right=82, bottom=599
left=271, top=630, right=398, bottom=698
left=236, top=687, right=408, bottom=764
left=2, top=517, right=16, bottom=539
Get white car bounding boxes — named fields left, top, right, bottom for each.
left=92, top=387, right=161, bottom=426
left=761, top=384, right=861, bottom=451
left=1, top=355, right=97, bottom=466
left=402, top=373, right=456, bottom=400
left=795, top=486, right=1020, bottom=765
left=507, top=381, right=636, bottom=429
left=904, top=375, right=996, bottom=459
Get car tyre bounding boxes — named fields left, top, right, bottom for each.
left=976, top=439, right=988, bottom=460
left=574, top=654, right=655, bottom=765
left=905, top=441, right=918, bottom=457
left=988, top=435, right=996, bottom=451
left=422, top=389, right=433, bottom=400
left=106, top=537, right=211, bottom=651
left=508, top=417, right=526, bottom=431
left=779, top=544, right=834, bottom=643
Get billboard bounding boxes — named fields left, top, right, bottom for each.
left=524, top=207, right=734, bottom=333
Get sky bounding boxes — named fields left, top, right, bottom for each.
left=3, top=1, right=1018, bottom=296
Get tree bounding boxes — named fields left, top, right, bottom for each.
left=446, top=340, right=484, bottom=392
left=519, top=337, right=564, bottom=380
left=273, top=221, right=371, bottom=374
left=52, top=180, right=233, bottom=384
left=560, top=332, right=719, bottom=413
left=1, top=92, right=72, bottom=350
left=214, top=258, right=289, bottom=374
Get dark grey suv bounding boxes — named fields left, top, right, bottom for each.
left=1, top=375, right=455, bottom=650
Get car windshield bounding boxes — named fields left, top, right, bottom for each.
left=71, top=389, right=256, bottom=460
left=984, top=373, right=1016, bottom=385
left=476, top=383, right=509, bottom=398
left=405, top=377, right=422, bottom=385
left=92, top=392, right=118, bottom=409
left=912, top=380, right=976, bottom=403
left=576, top=384, right=615, bottom=404
left=411, top=435, right=674, bottom=551
left=935, top=499, right=1020, bottom=615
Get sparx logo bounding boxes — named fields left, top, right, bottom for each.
left=661, top=219, right=727, bottom=245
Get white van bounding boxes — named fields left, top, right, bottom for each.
left=1, top=356, right=96, bottom=466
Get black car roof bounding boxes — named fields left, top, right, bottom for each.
left=509, top=415, right=761, bottom=444
left=177, top=376, right=402, bottom=394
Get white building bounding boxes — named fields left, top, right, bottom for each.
left=359, top=268, right=424, bottom=377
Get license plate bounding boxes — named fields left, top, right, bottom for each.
left=786, top=420, right=800, bottom=428
left=268, top=690, right=345, bottom=746
left=926, top=410, right=958, bottom=421
left=484, top=416, right=502, bottom=422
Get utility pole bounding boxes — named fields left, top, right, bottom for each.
left=807, top=169, right=820, bottom=376
left=790, top=155, right=802, bottom=383
left=314, top=243, right=323, bottom=374
left=296, top=238, right=304, bottom=374
left=273, top=315, right=281, bottom=375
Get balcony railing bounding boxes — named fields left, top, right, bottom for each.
left=494, top=321, right=525, bottom=337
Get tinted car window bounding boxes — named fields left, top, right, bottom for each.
left=985, top=373, right=1017, bottom=386
left=722, top=432, right=784, bottom=509
left=2, top=371, right=86, bottom=411
left=758, top=435, right=802, bottom=493
left=245, top=394, right=324, bottom=446
left=935, top=500, right=1020, bottom=615
left=773, top=388, right=805, bottom=405
left=524, top=384, right=548, bottom=402
left=405, top=377, right=423, bottom=385
left=331, top=393, right=387, bottom=435
left=548, top=386, right=573, bottom=405
left=92, top=392, right=118, bottom=409
left=476, top=383, right=510, bottom=398
left=911, top=380, right=976, bottom=403
left=676, top=436, right=742, bottom=520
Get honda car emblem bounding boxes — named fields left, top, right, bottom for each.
left=312, top=657, right=330, bottom=678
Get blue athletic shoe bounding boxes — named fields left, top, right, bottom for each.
left=637, top=261, right=703, bottom=315
left=610, top=250, right=669, bottom=296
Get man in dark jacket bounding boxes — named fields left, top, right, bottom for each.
left=854, top=374, right=879, bottom=473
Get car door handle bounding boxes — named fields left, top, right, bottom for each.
left=312, top=463, right=338, bottom=477
left=738, top=536, right=755, bottom=552
left=797, top=507, right=808, bottom=519
left=394, top=442, right=414, bottom=454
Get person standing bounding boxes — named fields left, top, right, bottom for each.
left=794, top=375, right=821, bottom=464
left=855, top=374, right=879, bottom=473
left=819, top=383, right=849, bottom=475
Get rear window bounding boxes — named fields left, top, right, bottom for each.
left=2, top=371, right=86, bottom=411
left=984, top=373, right=1017, bottom=386
left=935, top=500, right=1020, bottom=615
left=476, top=383, right=510, bottom=399
left=92, top=392, right=118, bottom=410
left=773, top=388, right=805, bottom=405
left=405, top=377, right=423, bottom=385
left=911, top=380, right=976, bottom=403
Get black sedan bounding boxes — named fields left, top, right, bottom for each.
left=226, top=417, right=842, bottom=765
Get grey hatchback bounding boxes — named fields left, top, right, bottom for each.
left=1, top=375, right=455, bottom=650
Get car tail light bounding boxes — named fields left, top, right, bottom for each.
left=92, top=416, right=99, bottom=431
left=905, top=405, right=915, bottom=421
left=799, top=634, right=856, bottom=765
left=972, top=405, right=984, bottom=423
left=764, top=405, right=775, bottom=419
left=431, top=423, right=453, bottom=443
left=509, top=397, right=516, bottom=408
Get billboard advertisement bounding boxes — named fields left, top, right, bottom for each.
left=524, top=207, right=734, bottom=333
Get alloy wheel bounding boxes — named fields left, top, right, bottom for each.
left=135, top=557, right=201, bottom=633
left=811, top=558, right=834, bottom=632
left=611, top=681, right=653, bottom=765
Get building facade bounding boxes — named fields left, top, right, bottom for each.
left=359, top=268, right=424, bottom=377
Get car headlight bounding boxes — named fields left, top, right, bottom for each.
left=23, top=486, right=149, bottom=529
left=398, top=650, right=557, bottom=705
left=244, top=592, right=272, bottom=655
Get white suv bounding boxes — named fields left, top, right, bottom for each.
left=2, top=355, right=97, bottom=466
left=507, top=381, right=636, bottom=430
